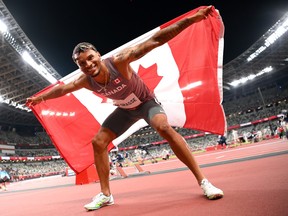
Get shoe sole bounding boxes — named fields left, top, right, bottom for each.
left=84, top=202, right=114, bottom=211
left=207, top=194, right=224, bottom=200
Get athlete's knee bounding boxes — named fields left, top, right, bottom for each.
left=92, top=128, right=116, bottom=152
left=154, top=123, right=172, bottom=136
left=91, top=135, right=110, bottom=152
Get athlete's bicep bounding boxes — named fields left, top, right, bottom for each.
left=61, top=76, right=86, bottom=94
left=115, top=39, right=158, bottom=63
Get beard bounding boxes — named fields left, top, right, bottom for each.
left=91, top=66, right=101, bottom=77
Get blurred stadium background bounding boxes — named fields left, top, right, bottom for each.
left=0, top=2, right=287, bottom=182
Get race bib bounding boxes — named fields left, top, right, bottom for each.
left=113, top=93, right=142, bottom=109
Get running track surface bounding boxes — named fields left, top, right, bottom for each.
left=1, top=138, right=288, bottom=216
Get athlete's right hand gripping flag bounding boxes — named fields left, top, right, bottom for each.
left=29, top=6, right=226, bottom=173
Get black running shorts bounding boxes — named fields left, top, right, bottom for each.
left=102, top=98, right=166, bottom=137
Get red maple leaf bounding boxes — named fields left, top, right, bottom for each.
left=137, top=63, right=163, bottom=93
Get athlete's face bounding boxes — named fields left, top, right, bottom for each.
left=75, top=49, right=101, bottom=77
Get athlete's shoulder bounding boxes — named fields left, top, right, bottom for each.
left=72, top=74, right=91, bottom=89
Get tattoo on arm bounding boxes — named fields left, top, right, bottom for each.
left=154, top=18, right=193, bottom=44
left=116, top=48, right=147, bottom=62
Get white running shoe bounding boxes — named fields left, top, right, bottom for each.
left=200, top=179, right=224, bottom=200
left=84, top=192, right=114, bottom=211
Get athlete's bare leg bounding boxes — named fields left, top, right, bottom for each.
left=150, top=114, right=205, bottom=185
left=91, top=127, right=116, bottom=196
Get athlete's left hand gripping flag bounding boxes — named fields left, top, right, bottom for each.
left=28, top=6, right=226, bottom=174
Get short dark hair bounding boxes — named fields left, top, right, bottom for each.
left=72, top=42, right=97, bottom=62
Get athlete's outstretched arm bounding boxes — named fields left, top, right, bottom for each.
left=26, top=75, right=86, bottom=106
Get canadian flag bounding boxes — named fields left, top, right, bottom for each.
left=29, top=6, right=226, bottom=173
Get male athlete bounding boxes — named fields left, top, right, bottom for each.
left=27, top=5, right=224, bottom=211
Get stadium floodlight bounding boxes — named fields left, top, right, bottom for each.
left=22, top=51, right=57, bottom=83
left=229, top=66, right=273, bottom=87
left=247, top=16, right=288, bottom=62
left=0, top=94, right=30, bottom=111
left=0, top=19, right=8, bottom=33
left=1, top=19, right=58, bottom=84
